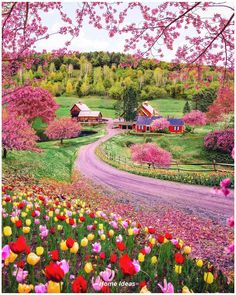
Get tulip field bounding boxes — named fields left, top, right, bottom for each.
left=2, top=180, right=234, bottom=293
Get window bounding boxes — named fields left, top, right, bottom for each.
left=174, top=126, right=180, bottom=131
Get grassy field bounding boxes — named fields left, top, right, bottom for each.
left=102, top=129, right=233, bottom=169
left=3, top=125, right=106, bottom=182
left=150, top=98, right=186, bottom=118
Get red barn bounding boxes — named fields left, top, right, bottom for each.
left=134, top=116, right=185, bottom=133
left=137, top=101, right=159, bottom=117
left=70, top=101, right=102, bottom=122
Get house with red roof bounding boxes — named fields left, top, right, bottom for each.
left=70, top=102, right=102, bottom=122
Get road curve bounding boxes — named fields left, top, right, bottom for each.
left=75, top=119, right=234, bottom=222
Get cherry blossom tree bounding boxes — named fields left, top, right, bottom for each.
left=2, top=110, right=39, bottom=158
left=150, top=118, right=170, bottom=132
left=130, top=143, right=172, bottom=168
left=5, top=86, right=59, bottom=123
left=206, top=84, right=234, bottom=123
left=45, top=118, right=81, bottom=144
left=182, top=110, right=206, bottom=132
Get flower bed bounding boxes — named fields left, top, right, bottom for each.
left=96, top=147, right=234, bottom=187
left=2, top=186, right=234, bottom=293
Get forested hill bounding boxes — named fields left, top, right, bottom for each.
left=14, top=51, right=233, bottom=112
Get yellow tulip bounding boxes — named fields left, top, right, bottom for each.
left=70, top=242, right=79, bottom=254
left=87, top=233, right=94, bottom=241
left=18, top=284, right=34, bottom=293
left=150, top=238, right=156, bottom=245
left=36, top=246, right=44, bottom=256
left=175, top=264, right=182, bottom=274
left=57, top=225, right=63, bottom=231
left=100, top=234, right=106, bottom=241
left=163, top=238, right=168, bottom=244
left=27, top=253, right=40, bottom=266
left=204, top=272, right=214, bottom=284
left=151, top=256, right=158, bottom=264
left=21, top=212, right=27, bottom=218
left=23, top=227, right=30, bottom=234
left=3, top=226, right=12, bottom=236
left=2, top=200, right=6, bottom=206
left=5, top=251, right=18, bottom=265
left=140, top=286, right=151, bottom=293
left=178, top=239, right=184, bottom=248
left=48, top=281, right=61, bottom=293
left=54, top=217, right=58, bottom=222
left=81, top=238, right=88, bottom=247
left=25, top=219, right=31, bottom=226
left=98, top=223, right=103, bottom=230
left=128, top=228, right=134, bottom=236
left=60, top=240, right=68, bottom=251
left=138, top=253, right=145, bottom=263
left=196, top=259, right=203, bottom=267
left=84, top=262, right=93, bottom=273
left=184, top=246, right=192, bottom=254
left=10, top=216, right=18, bottom=224
left=109, top=229, right=114, bottom=237
left=182, top=286, right=191, bottom=293
left=49, top=211, right=54, bottom=217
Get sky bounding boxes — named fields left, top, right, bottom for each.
left=35, top=1, right=234, bottom=62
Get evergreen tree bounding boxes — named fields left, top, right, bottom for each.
left=122, top=85, right=138, bottom=121
left=192, top=88, right=216, bottom=112
left=183, top=101, right=191, bottom=114
left=66, top=80, right=73, bottom=95
left=76, top=80, right=83, bottom=97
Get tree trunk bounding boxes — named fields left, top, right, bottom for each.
left=3, top=148, right=7, bottom=159
left=60, top=138, right=63, bottom=144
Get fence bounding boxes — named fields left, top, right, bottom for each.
left=99, top=146, right=234, bottom=174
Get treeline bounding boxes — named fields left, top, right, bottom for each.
left=15, top=51, right=233, bottom=112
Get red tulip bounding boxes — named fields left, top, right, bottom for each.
left=66, top=237, right=75, bottom=248
left=157, top=235, right=164, bottom=244
left=72, top=276, right=87, bottom=292
left=165, top=233, right=172, bottom=240
left=89, top=212, right=95, bottom=218
left=79, top=216, right=85, bottom=222
left=50, top=227, right=55, bottom=234
left=100, top=252, right=106, bottom=259
left=45, top=262, right=64, bottom=282
left=102, top=285, right=110, bottom=293
left=15, top=220, right=23, bottom=228
left=119, top=254, right=136, bottom=276
left=50, top=250, right=59, bottom=261
left=116, top=241, right=126, bottom=251
left=110, top=253, right=117, bottom=263
left=69, top=218, right=74, bottom=226
left=175, top=253, right=184, bottom=264
left=10, top=235, right=30, bottom=254
left=148, top=227, right=155, bottom=234
left=139, top=281, right=147, bottom=289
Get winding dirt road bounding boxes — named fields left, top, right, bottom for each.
left=75, top=119, right=234, bottom=223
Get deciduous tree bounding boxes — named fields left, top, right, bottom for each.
left=182, top=110, right=206, bottom=132
left=151, top=118, right=170, bottom=132
left=45, top=117, right=81, bottom=144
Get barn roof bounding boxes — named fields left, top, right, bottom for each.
left=78, top=110, right=101, bottom=117
left=140, top=101, right=158, bottom=115
left=135, top=116, right=184, bottom=126
left=74, top=102, right=90, bottom=111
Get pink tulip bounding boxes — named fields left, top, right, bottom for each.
left=91, top=276, right=103, bottom=291
left=92, top=242, right=101, bottom=253
left=158, top=279, right=174, bottom=293
left=144, top=246, right=151, bottom=254
left=133, top=227, right=139, bottom=235
left=220, top=178, right=231, bottom=188
left=122, top=221, right=128, bottom=229
left=39, top=225, right=49, bottom=238
left=35, top=283, right=47, bottom=293
left=98, top=230, right=104, bottom=235
left=132, top=259, right=140, bottom=273
left=227, top=216, right=234, bottom=227
left=116, top=235, right=123, bottom=243
left=2, top=245, right=10, bottom=260
left=100, top=268, right=115, bottom=282
left=13, top=267, right=28, bottom=282
left=70, top=274, right=75, bottom=280
left=110, top=221, right=118, bottom=229
left=57, top=260, right=69, bottom=274
left=87, top=225, right=93, bottom=231
left=34, top=219, right=40, bottom=225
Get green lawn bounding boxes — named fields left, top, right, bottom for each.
left=55, top=96, right=117, bottom=119
left=150, top=98, right=186, bottom=118
left=3, top=125, right=106, bottom=182
left=102, top=128, right=233, bottom=169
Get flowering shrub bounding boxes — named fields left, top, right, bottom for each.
left=2, top=186, right=234, bottom=293
left=130, top=143, right=172, bottom=168
left=182, top=110, right=206, bottom=129
left=204, top=129, right=234, bottom=154
left=150, top=118, right=170, bottom=132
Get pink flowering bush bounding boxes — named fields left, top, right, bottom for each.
left=45, top=118, right=81, bottom=144
left=182, top=110, right=206, bottom=130
left=204, top=129, right=234, bottom=154
left=150, top=118, right=170, bottom=132
left=130, top=143, right=172, bottom=168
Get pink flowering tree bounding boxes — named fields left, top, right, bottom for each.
left=5, top=86, right=59, bottom=124
left=207, top=84, right=234, bottom=123
left=2, top=111, right=39, bottom=158
left=130, top=143, right=172, bottom=168
left=45, top=118, right=81, bottom=144
left=182, top=110, right=206, bottom=132
left=151, top=118, right=170, bottom=132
